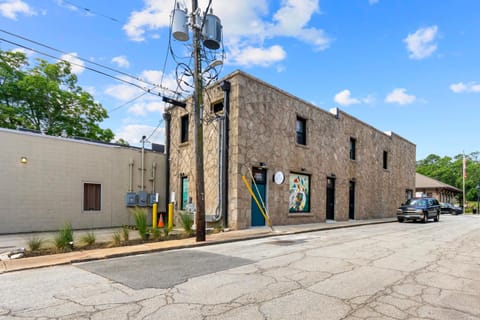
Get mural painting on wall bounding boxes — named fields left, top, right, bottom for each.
left=289, top=173, right=310, bottom=213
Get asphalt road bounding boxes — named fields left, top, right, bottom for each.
left=1, top=215, right=479, bottom=319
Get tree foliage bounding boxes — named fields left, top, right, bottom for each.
left=417, top=152, right=480, bottom=201
left=0, top=49, right=113, bottom=141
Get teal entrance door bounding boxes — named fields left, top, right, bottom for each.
left=251, top=167, right=266, bottom=226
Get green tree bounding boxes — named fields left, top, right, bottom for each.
left=417, top=152, right=480, bottom=201
left=0, top=50, right=114, bottom=142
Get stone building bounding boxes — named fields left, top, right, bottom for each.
left=0, top=128, right=166, bottom=234
left=166, top=70, right=416, bottom=230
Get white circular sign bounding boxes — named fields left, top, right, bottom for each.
left=273, top=171, right=285, bottom=185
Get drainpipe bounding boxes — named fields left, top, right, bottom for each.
left=141, top=135, right=146, bottom=190
left=163, top=112, right=171, bottom=214
left=151, top=162, right=157, bottom=193
left=128, top=159, right=134, bottom=192
left=220, top=80, right=231, bottom=228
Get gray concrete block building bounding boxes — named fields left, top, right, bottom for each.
left=167, top=70, right=416, bottom=230
left=0, top=128, right=166, bottom=234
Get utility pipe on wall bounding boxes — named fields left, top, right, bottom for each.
left=141, top=135, right=146, bottom=190
left=128, top=159, right=134, bottom=192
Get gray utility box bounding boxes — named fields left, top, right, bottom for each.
left=125, top=192, right=137, bottom=207
left=137, top=191, right=148, bottom=207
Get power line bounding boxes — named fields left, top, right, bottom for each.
left=60, top=0, right=123, bottom=24
left=0, top=37, right=166, bottom=97
left=0, top=29, right=178, bottom=96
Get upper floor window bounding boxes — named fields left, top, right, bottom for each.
left=383, top=150, right=388, bottom=169
left=296, top=116, right=307, bottom=145
left=84, top=183, right=101, bottom=211
left=349, top=137, right=356, bottom=160
left=180, top=114, right=189, bottom=143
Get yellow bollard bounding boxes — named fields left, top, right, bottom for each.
left=152, top=203, right=158, bottom=228
left=168, top=203, right=173, bottom=229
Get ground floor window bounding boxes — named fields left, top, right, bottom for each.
left=84, top=183, right=101, bottom=211
left=289, top=173, right=310, bottom=213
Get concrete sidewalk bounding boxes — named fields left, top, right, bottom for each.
left=0, top=218, right=396, bottom=274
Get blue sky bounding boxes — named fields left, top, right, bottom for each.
left=1, top=0, right=479, bottom=160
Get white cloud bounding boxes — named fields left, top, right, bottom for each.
left=228, top=45, right=286, bottom=67
left=115, top=124, right=165, bottom=146
left=334, top=90, right=360, bottom=106
left=128, top=101, right=164, bottom=116
left=385, top=88, right=416, bottom=105
left=123, top=0, right=331, bottom=67
left=112, top=55, right=130, bottom=68
left=105, top=70, right=179, bottom=120
left=123, top=0, right=171, bottom=41
left=0, top=0, right=36, bottom=20
left=450, top=82, right=480, bottom=93
left=60, top=52, right=85, bottom=74
left=267, top=0, right=330, bottom=51
left=11, top=47, right=34, bottom=57
left=403, top=25, right=438, bottom=60
left=369, top=0, right=379, bottom=4
left=105, top=82, right=143, bottom=101
left=334, top=89, right=374, bottom=106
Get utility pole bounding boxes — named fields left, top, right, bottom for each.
left=171, top=1, right=222, bottom=242
left=192, top=0, right=206, bottom=241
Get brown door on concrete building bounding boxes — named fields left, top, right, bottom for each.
left=349, top=180, right=355, bottom=220
left=326, top=177, right=335, bottom=220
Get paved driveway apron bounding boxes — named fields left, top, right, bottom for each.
left=1, top=215, right=479, bottom=319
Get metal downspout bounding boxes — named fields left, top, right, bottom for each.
left=220, top=80, right=231, bottom=228
left=163, top=112, right=171, bottom=214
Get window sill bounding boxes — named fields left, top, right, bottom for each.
left=288, top=213, right=313, bottom=217
left=295, top=143, right=309, bottom=149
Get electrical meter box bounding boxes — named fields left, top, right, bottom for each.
left=137, top=191, right=148, bottom=207
left=148, top=193, right=159, bottom=205
left=125, top=192, right=137, bottom=207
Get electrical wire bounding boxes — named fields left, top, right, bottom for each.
left=0, top=37, right=169, bottom=98
left=60, top=0, right=122, bottom=23
left=0, top=29, right=178, bottom=96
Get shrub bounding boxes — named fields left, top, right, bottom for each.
left=122, top=225, right=130, bottom=242
left=179, top=211, right=194, bottom=236
left=163, top=225, right=172, bottom=238
left=131, top=207, right=149, bottom=240
left=27, top=236, right=44, bottom=252
left=80, top=231, right=96, bottom=246
left=54, top=222, right=74, bottom=252
left=151, top=227, right=161, bottom=240
left=111, top=231, right=122, bottom=246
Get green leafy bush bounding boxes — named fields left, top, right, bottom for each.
left=131, top=208, right=149, bottom=240
left=111, top=231, right=122, bottom=246
left=179, top=211, right=194, bottom=236
left=122, top=225, right=130, bottom=242
left=80, top=231, right=96, bottom=246
left=27, top=236, right=44, bottom=252
left=54, top=222, right=74, bottom=252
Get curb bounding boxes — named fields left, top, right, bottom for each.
left=1, top=219, right=396, bottom=273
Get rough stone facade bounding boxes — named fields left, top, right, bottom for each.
left=0, top=128, right=166, bottom=234
left=168, top=71, right=416, bottom=230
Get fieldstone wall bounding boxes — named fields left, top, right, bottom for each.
left=168, top=71, right=416, bottom=230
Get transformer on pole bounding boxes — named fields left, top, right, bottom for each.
left=171, top=1, right=223, bottom=242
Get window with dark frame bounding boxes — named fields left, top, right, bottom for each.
left=180, top=114, right=189, bottom=143
left=383, top=150, right=388, bottom=169
left=84, top=183, right=101, bottom=211
left=349, top=137, right=356, bottom=160
left=296, top=116, right=307, bottom=145
left=212, top=101, right=224, bottom=114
